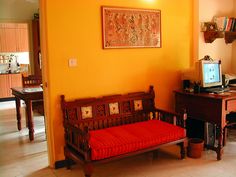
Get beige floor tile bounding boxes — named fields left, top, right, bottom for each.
left=1, top=101, right=236, bottom=177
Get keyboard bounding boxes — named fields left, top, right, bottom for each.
left=203, top=87, right=230, bottom=93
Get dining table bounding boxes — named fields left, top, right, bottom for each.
left=11, top=87, right=43, bottom=141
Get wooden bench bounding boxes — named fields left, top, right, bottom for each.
left=61, top=86, right=187, bottom=177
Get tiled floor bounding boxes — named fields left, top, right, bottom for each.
left=0, top=101, right=236, bottom=177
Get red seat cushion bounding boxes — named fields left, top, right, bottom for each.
left=89, top=120, right=186, bottom=160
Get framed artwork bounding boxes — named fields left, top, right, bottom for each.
left=102, top=6, right=161, bottom=49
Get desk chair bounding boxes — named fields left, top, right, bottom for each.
left=223, top=113, right=236, bottom=146
left=22, top=75, right=44, bottom=115
left=226, top=113, right=236, bottom=127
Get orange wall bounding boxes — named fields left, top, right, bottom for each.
left=42, top=0, right=193, bottom=165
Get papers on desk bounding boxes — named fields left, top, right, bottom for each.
left=217, top=92, right=231, bottom=96
left=22, top=87, right=43, bottom=93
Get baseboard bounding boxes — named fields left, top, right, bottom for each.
left=0, top=97, right=15, bottom=102
left=54, top=159, right=75, bottom=169
left=55, top=160, right=67, bottom=169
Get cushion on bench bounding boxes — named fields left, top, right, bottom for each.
left=89, top=120, right=185, bottom=160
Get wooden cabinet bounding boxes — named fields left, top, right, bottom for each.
left=10, top=74, right=22, bottom=88
left=0, top=74, right=22, bottom=98
left=15, top=24, right=29, bottom=52
left=0, top=74, right=10, bottom=98
left=0, top=23, right=29, bottom=52
left=203, top=31, right=236, bottom=44
left=32, top=19, right=41, bottom=76
left=0, top=23, right=16, bottom=52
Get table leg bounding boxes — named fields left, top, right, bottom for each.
left=25, top=100, right=34, bottom=141
left=217, top=128, right=223, bottom=160
left=15, top=97, right=21, bottom=131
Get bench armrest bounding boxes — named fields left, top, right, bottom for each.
left=64, top=123, right=91, bottom=160
left=153, top=108, right=187, bottom=128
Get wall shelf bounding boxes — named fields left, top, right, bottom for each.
left=224, top=31, right=236, bottom=43
left=203, top=31, right=236, bottom=44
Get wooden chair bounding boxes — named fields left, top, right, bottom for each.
left=22, top=75, right=42, bottom=88
left=22, top=75, right=44, bottom=115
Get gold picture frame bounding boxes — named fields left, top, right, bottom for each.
left=102, top=6, right=161, bottom=49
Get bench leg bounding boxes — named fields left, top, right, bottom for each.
left=179, top=142, right=187, bottom=159
left=83, top=163, right=93, bottom=177
left=65, top=156, right=71, bottom=170
left=64, top=147, right=72, bottom=169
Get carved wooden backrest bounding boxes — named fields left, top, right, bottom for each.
left=22, top=75, right=42, bottom=87
left=61, top=86, right=155, bottom=131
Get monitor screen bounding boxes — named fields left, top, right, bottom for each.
left=201, top=60, right=222, bottom=88
left=203, top=63, right=221, bottom=84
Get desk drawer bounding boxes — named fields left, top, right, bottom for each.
left=226, top=99, right=236, bottom=112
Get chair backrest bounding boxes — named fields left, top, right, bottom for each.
left=22, top=75, right=42, bottom=87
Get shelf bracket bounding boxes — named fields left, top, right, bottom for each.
left=224, top=32, right=236, bottom=44
left=203, top=31, right=224, bottom=43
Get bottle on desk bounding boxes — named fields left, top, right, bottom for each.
left=193, top=82, right=200, bottom=93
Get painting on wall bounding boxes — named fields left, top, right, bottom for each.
left=102, top=6, right=161, bottom=49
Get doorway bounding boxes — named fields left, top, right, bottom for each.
left=0, top=18, right=48, bottom=177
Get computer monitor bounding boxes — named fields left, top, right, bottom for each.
left=198, top=60, right=222, bottom=88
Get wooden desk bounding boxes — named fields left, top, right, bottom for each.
left=174, top=89, right=236, bottom=160
left=11, top=87, right=43, bottom=141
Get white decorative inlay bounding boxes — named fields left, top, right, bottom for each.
left=109, top=102, right=119, bottom=115
left=81, top=106, right=92, bottom=119
left=134, top=100, right=143, bottom=111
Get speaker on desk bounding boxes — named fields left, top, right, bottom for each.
left=183, top=80, right=190, bottom=89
